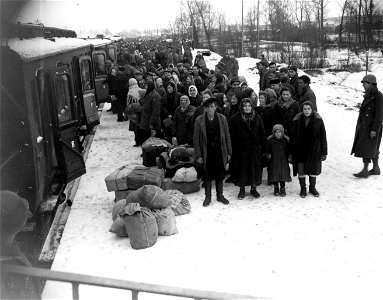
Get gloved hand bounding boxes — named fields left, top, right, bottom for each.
left=196, top=157, right=203, bottom=165
left=321, top=155, right=327, bottom=161
left=370, top=130, right=377, bottom=139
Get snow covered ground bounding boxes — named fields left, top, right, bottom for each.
left=43, top=51, right=383, bottom=300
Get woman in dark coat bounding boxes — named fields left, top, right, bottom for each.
left=229, top=98, right=267, bottom=199
left=351, top=74, right=383, bottom=177
left=291, top=101, right=327, bottom=198
left=188, top=85, right=203, bottom=107
left=138, top=81, right=161, bottom=145
left=172, top=95, right=196, bottom=146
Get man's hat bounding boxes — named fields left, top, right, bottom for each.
left=288, top=65, right=298, bottom=72
left=361, top=74, right=377, bottom=84
left=202, top=97, right=217, bottom=107
left=269, top=77, right=281, bottom=85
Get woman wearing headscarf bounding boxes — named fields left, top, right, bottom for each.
left=290, top=101, right=327, bottom=198
left=172, top=95, right=196, bottom=146
left=188, top=85, right=203, bottom=107
left=229, top=98, right=268, bottom=199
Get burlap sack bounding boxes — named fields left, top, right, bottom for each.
left=120, top=203, right=158, bottom=250
left=152, top=207, right=178, bottom=236
left=135, top=185, right=171, bottom=209
left=164, top=190, right=191, bottom=216
left=109, top=217, right=128, bottom=237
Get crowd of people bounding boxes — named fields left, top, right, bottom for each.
left=104, top=40, right=381, bottom=207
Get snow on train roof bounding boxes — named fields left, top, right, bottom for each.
left=3, top=37, right=112, bottom=61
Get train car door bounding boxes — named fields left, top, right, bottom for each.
left=91, top=50, right=109, bottom=105
left=79, top=56, right=100, bottom=128
left=46, top=66, right=86, bottom=182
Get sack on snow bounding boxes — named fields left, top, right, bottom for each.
left=172, top=167, right=198, bottom=183
left=164, top=189, right=191, bottom=216
left=112, top=199, right=126, bottom=221
left=126, top=166, right=165, bottom=190
left=109, top=217, right=129, bottom=237
left=120, top=203, right=158, bottom=250
left=135, top=185, right=171, bottom=209
left=162, top=178, right=201, bottom=194
left=152, top=207, right=178, bottom=236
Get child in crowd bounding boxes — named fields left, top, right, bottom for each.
left=266, top=124, right=292, bottom=196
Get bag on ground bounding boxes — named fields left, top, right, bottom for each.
left=109, top=217, right=128, bottom=237
left=142, top=146, right=169, bottom=167
left=152, top=207, right=178, bottom=236
left=126, top=166, right=165, bottom=190
left=172, top=167, right=198, bottom=183
left=120, top=203, right=158, bottom=250
left=164, top=189, right=191, bottom=216
left=135, top=185, right=171, bottom=209
left=105, top=165, right=138, bottom=192
left=142, top=137, right=172, bottom=149
left=162, top=178, right=201, bottom=194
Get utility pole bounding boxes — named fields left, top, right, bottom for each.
left=241, top=0, right=244, bottom=57
left=256, top=0, right=260, bottom=58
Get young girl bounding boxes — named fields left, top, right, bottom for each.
left=266, top=124, right=291, bottom=196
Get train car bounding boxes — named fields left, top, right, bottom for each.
left=0, top=23, right=114, bottom=212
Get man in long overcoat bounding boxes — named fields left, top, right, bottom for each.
left=351, top=74, right=383, bottom=177
left=193, top=98, right=232, bottom=207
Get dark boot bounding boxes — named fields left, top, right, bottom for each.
left=238, top=187, right=245, bottom=199
left=203, top=180, right=212, bottom=207
left=354, top=162, right=369, bottom=178
left=273, top=183, right=279, bottom=196
left=279, top=182, right=286, bottom=197
left=250, top=185, right=260, bottom=198
left=216, top=180, right=229, bottom=205
left=299, top=177, right=307, bottom=198
left=309, top=176, right=320, bottom=197
left=369, top=158, right=381, bottom=175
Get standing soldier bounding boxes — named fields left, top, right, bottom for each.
left=351, top=74, right=383, bottom=177
left=194, top=98, right=232, bottom=207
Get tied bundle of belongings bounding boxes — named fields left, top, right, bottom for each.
left=142, top=137, right=172, bottom=167
left=164, top=189, right=191, bottom=216
left=172, top=167, right=198, bottom=183
left=156, top=146, right=195, bottom=177
left=105, top=165, right=138, bottom=192
left=119, top=203, right=158, bottom=250
left=162, top=178, right=201, bottom=194
left=110, top=186, right=178, bottom=248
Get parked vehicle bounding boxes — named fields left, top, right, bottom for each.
left=0, top=23, right=116, bottom=212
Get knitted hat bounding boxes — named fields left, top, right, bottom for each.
left=272, top=124, right=284, bottom=134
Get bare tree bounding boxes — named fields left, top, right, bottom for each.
left=193, top=0, right=216, bottom=49
left=338, top=0, right=350, bottom=45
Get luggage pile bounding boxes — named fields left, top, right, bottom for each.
left=158, top=146, right=201, bottom=194
left=105, top=165, right=165, bottom=201
left=109, top=185, right=191, bottom=250
left=141, top=137, right=172, bottom=167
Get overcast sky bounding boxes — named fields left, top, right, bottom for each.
left=16, top=0, right=343, bottom=35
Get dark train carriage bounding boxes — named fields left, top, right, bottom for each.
left=0, top=36, right=102, bottom=212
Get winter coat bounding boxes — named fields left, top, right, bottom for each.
left=224, top=103, right=240, bottom=121
left=255, top=105, right=275, bottom=137
left=351, top=86, right=383, bottom=159
left=273, top=99, right=301, bottom=137
left=289, top=74, right=299, bottom=97
left=139, top=90, right=161, bottom=131
left=161, top=90, right=182, bottom=119
left=259, top=68, right=268, bottom=91
left=127, top=79, right=144, bottom=105
left=194, top=54, right=206, bottom=68
left=298, top=86, right=317, bottom=111
left=188, top=94, right=203, bottom=107
left=193, top=112, right=232, bottom=170
left=229, top=111, right=267, bottom=186
left=172, top=105, right=196, bottom=146
left=291, top=111, right=328, bottom=176
left=267, top=135, right=291, bottom=182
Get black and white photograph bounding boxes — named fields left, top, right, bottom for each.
left=1, top=0, right=383, bottom=299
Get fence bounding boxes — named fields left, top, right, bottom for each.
left=2, top=264, right=266, bottom=300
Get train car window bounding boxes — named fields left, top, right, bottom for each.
left=93, top=53, right=106, bottom=76
left=107, top=47, right=116, bottom=61
left=53, top=74, right=73, bottom=124
left=80, top=60, right=94, bottom=91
